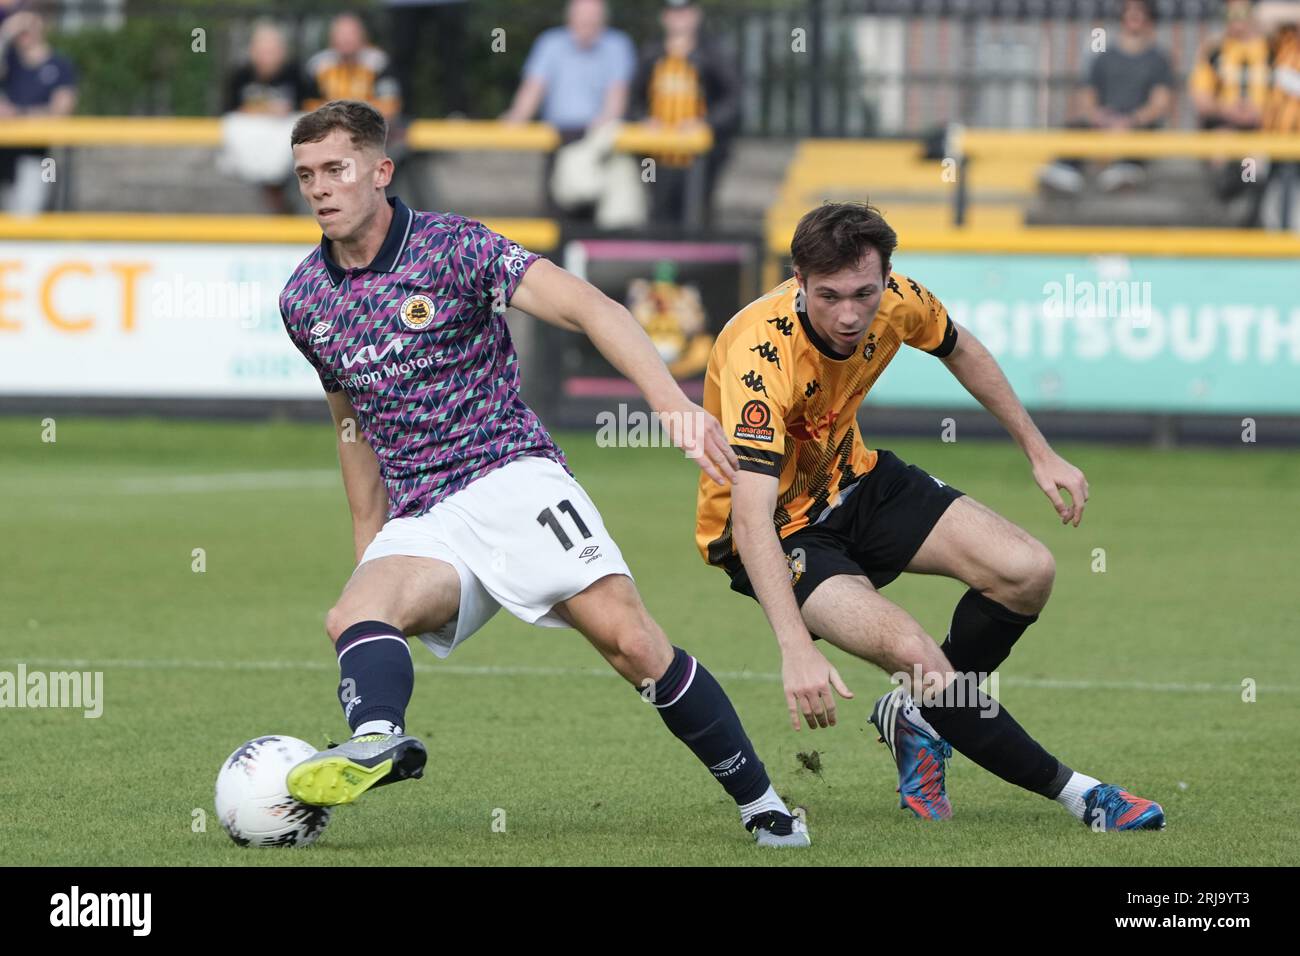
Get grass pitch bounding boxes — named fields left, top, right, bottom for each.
left=1, top=415, right=1296, bottom=865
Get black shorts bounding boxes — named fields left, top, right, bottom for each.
left=725, top=449, right=964, bottom=606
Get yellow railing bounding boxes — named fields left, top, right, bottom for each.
left=0, top=116, right=711, bottom=156
left=950, top=127, right=1300, bottom=224
left=0, top=212, right=560, bottom=251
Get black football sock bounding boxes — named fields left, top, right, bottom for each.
left=940, top=588, right=1039, bottom=676
left=335, top=621, right=414, bottom=735
left=648, top=646, right=771, bottom=807
left=919, top=689, right=1072, bottom=798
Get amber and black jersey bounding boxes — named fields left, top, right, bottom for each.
left=302, top=46, right=401, bottom=117
left=1190, top=33, right=1272, bottom=112
left=695, top=274, right=957, bottom=568
left=1264, top=27, right=1300, bottom=133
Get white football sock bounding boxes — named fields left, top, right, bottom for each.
left=739, top=785, right=791, bottom=826
left=354, top=720, right=402, bottom=737
left=1055, top=771, right=1102, bottom=820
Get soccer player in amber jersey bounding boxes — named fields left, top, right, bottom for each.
left=278, top=100, right=809, bottom=846
left=696, top=202, right=1165, bottom=831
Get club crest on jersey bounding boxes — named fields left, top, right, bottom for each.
left=399, top=294, right=435, bottom=330
left=787, top=547, right=807, bottom=586
left=862, top=331, right=877, bottom=361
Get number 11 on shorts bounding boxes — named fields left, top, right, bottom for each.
left=537, top=499, right=592, bottom=550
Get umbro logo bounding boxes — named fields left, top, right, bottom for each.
left=579, top=545, right=601, bottom=562
left=310, top=321, right=332, bottom=340
left=709, top=751, right=747, bottom=777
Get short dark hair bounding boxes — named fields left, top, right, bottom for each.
left=790, top=201, right=897, bottom=279
left=1124, top=0, right=1157, bottom=23
left=291, top=100, right=387, bottom=152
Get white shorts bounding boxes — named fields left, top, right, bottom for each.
left=358, top=456, right=632, bottom=658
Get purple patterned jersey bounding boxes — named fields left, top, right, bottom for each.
left=279, top=197, right=568, bottom=519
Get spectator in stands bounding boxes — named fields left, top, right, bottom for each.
left=1262, top=4, right=1300, bottom=133
left=502, top=0, right=635, bottom=220
left=382, top=0, right=468, bottom=117
left=1258, top=2, right=1300, bottom=229
left=628, top=0, right=739, bottom=227
left=503, top=0, right=634, bottom=136
left=226, top=21, right=301, bottom=117
left=223, top=21, right=302, bottom=215
left=0, top=9, right=77, bottom=215
left=1190, top=0, right=1270, bottom=200
left=0, top=0, right=23, bottom=33
left=1040, top=0, right=1173, bottom=194
left=303, top=14, right=401, bottom=121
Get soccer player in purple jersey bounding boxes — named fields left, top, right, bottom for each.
left=277, top=100, right=807, bottom=846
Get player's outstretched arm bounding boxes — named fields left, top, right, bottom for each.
left=510, top=258, right=738, bottom=485
left=939, top=321, right=1090, bottom=526
left=325, top=390, right=390, bottom=562
left=732, top=471, right=853, bottom=731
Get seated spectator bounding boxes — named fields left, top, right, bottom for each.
left=1261, top=3, right=1300, bottom=133
left=628, top=0, right=739, bottom=227
left=1192, top=0, right=1270, bottom=131
left=1190, top=0, right=1270, bottom=199
left=222, top=21, right=303, bottom=215
left=1258, top=3, right=1300, bottom=229
left=302, top=14, right=401, bottom=121
left=226, top=20, right=302, bottom=117
left=1040, top=0, right=1173, bottom=194
left=0, top=9, right=77, bottom=215
left=503, top=0, right=635, bottom=219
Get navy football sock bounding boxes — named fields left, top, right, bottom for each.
left=648, top=646, right=770, bottom=805
left=940, top=588, right=1039, bottom=677
left=335, top=621, right=414, bottom=734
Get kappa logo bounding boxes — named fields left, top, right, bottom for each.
left=741, top=369, right=769, bottom=396
left=767, top=316, right=795, bottom=336
left=341, top=337, right=406, bottom=369
left=399, top=294, right=435, bottom=330
left=750, top=341, right=782, bottom=368
left=862, top=332, right=877, bottom=361
left=805, top=379, right=821, bottom=398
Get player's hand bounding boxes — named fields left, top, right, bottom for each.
left=659, top=398, right=739, bottom=485
left=781, top=642, right=854, bottom=731
left=1031, top=450, right=1089, bottom=526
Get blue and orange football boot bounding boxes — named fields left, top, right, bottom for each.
left=1082, top=784, right=1166, bottom=831
left=869, top=687, right=953, bottom=820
